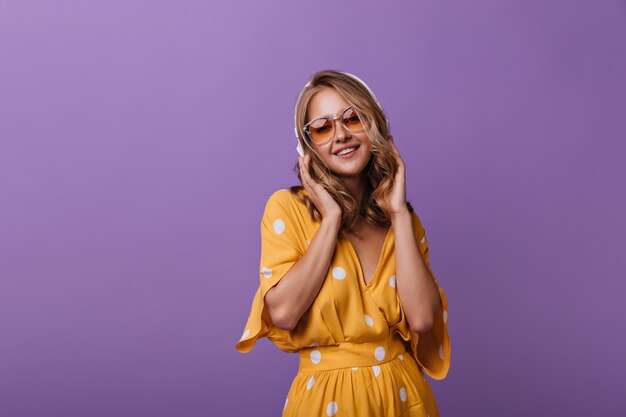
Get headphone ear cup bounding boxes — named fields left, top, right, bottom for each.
left=295, top=126, right=305, bottom=156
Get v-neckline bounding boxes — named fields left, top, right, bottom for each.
left=344, top=226, right=393, bottom=289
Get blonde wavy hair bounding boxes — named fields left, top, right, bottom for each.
left=288, top=69, right=414, bottom=241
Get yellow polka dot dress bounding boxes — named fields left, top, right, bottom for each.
left=236, top=189, right=451, bottom=417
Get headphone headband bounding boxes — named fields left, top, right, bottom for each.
left=294, top=71, right=388, bottom=157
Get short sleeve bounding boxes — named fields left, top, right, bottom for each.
left=391, top=211, right=451, bottom=380
left=235, top=190, right=305, bottom=353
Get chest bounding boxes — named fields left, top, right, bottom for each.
left=345, top=225, right=391, bottom=286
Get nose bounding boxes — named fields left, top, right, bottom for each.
left=333, top=118, right=348, bottom=141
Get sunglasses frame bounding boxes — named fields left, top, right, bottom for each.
left=302, top=106, right=366, bottom=146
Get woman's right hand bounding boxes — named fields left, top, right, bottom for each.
left=299, top=154, right=342, bottom=221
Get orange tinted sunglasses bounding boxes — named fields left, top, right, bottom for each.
left=303, top=106, right=365, bottom=145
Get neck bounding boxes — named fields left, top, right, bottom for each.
left=341, top=175, right=367, bottom=209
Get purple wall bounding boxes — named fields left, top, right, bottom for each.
left=1, top=1, right=624, bottom=416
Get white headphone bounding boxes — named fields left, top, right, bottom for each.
left=293, top=71, right=389, bottom=157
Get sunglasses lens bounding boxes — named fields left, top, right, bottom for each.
left=342, top=108, right=364, bottom=132
left=308, top=118, right=334, bottom=143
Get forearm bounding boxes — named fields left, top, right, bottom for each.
left=264, top=216, right=341, bottom=330
left=392, top=209, right=440, bottom=333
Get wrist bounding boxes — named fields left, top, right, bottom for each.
left=390, top=208, right=411, bottom=225
left=321, top=214, right=341, bottom=229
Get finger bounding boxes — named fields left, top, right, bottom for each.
left=301, top=163, right=310, bottom=187
left=299, top=157, right=311, bottom=188
left=301, top=156, right=313, bottom=185
left=396, top=154, right=405, bottom=171
left=299, top=157, right=305, bottom=178
left=388, top=140, right=399, bottom=155
left=302, top=157, right=323, bottom=197
left=392, top=151, right=405, bottom=174
left=389, top=140, right=403, bottom=163
left=390, top=145, right=401, bottom=162
left=305, top=155, right=314, bottom=177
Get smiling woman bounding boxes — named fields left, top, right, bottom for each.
left=236, top=70, right=450, bottom=417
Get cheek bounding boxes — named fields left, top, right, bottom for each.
left=319, top=154, right=334, bottom=166
left=357, top=135, right=372, bottom=149
left=358, top=143, right=372, bottom=157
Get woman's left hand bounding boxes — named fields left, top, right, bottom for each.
left=381, top=135, right=408, bottom=217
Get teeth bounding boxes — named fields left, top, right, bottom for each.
left=336, top=147, right=357, bottom=155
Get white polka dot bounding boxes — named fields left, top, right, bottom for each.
left=398, top=354, right=404, bottom=361
left=306, top=375, right=315, bottom=390
left=284, top=398, right=288, bottom=410
left=443, top=310, right=448, bottom=324
left=374, top=346, right=386, bottom=361
left=261, top=266, right=272, bottom=278
left=364, top=314, right=374, bottom=327
left=273, top=219, right=285, bottom=234
left=352, top=367, right=358, bottom=371
left=420, top=235, right=426, bottom=244
left=326, top=401, right=338, bottom=416
left=317, top=307, right=321, bottom=313
left=332, top=267, right=346, bottom=280
left=388, top=275, right=396, bottom=288
left=438, top=345, right=444, bottom=359
left=372, top=365, right=381, bottom=377
left=240, top=329, right=250, bottom=340
left=307, top=342, right=319, bottom=347
left=306, top=240, right=310, bottom=245
left=310, top=350, right=321, bottom=364
left=399, top=387, right=407, bottom=402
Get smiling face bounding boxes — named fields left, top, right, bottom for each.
left=305, top=87, right=373, bottom=180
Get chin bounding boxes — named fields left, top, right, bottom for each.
left=330, top=163, right=369, bottom=178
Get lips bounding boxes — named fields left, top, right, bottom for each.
left=333, top=145, right=360, bottom=155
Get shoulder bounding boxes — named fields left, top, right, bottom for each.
left=261, top=188, right=313, bottom=241
left=267, top=187, right=309, bottom=207
left=265, top=188, right=296, bottom=210
left=263, top=188, right=306, bottom=218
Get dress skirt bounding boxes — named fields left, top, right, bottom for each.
left=282, top=335, right=440, bottom=417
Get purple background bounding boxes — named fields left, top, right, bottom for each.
left=1, top=1, right=625, bottom=416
